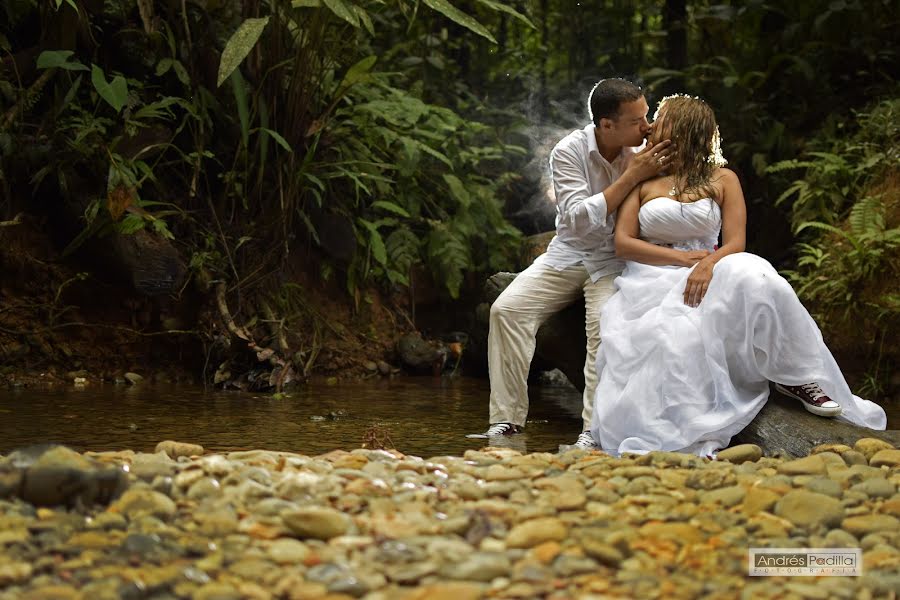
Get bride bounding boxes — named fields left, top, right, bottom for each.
left=590, top=94, right=886, bottom=456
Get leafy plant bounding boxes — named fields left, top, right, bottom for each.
left=772, top=98, right=900, bottom=398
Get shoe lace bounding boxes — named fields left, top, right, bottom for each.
left=800, top=383, right=827, bottom=400
left=485, top=422, right=515, bottom=436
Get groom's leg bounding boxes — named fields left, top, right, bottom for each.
left=488, top=263, right=586, bottom=427
left=581, top=273, right=619, bottom=431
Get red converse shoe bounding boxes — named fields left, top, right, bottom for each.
left=775, top=383, right=842, bottom=417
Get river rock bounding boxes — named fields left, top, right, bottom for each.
left=506, top=517, right=568, bottom=548
left=717, top=444, right=762, bottom=464
left=850, top=478, right=896, bottom=499
left=854, top=438, right=894, bottom=460
left=267, top=538, right=311, bottom=564
left=840, top=450, right=868, bottom=466
left=403, top=582, right=485, bottom=600
left=130, top=452, right=177, bottom=481
left=110, top=488, right=177, bottom=519
left=439, top=552, right=511, bottom=581
left=701, top=485, right=746, bottom=507
left=155, top=440, right=205, bottom=459
left=282, top=506, right=351, bottom=539
left=803, top=477, right=843, bottom=498
left=774, top=490, right=843, bottom=530
left=824, top=528, right=859, bottom=547
left=841, top=515, right=900, bottom=537
left=7, top=444, right=128, bottom=507
left=869, top=449, right=900, bottom=468
left=777, top=455, right=827, bottom=476
left=0, top=561, right=32, bottom=585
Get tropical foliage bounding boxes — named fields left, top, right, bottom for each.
left=1, top=0, right=897, bottom=393
left=768, top=98, right=900, bottom=396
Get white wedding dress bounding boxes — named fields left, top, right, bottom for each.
left=590, top=197, right=887, bottom=456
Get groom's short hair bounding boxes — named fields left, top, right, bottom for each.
left=589, top=79, right=644, bottom=125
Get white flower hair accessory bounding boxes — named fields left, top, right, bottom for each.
left=708, top=126, right=728, bottom=167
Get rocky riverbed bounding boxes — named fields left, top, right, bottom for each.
left=1, top=440, right=899, bottom=600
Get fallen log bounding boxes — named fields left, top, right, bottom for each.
left=480, top=271, right=899, bottom=457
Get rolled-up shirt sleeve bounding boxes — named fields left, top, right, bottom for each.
left=550, top=144, right=610, bottom=239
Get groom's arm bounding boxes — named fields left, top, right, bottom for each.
left=551, top=140, right=673, bottom=239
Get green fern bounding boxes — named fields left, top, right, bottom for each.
left=847, top=196, right=884, bottom=237
left=385, top=228, right=419, bottom=285
left=426, top=228, right=470, bottom=299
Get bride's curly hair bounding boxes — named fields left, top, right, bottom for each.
left=653, top=94, right=727, bottom=201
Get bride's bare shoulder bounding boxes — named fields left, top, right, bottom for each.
left=712, top=167, right=738, bottom=181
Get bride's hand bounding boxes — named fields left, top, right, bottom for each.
left=684, top=260, right=714, bottom=307
left=628, top=139, right=674, bottom=182
left=678, top=250, right=710, bottom=267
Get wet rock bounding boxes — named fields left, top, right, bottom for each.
left=397, top=332, right=447, bottom=373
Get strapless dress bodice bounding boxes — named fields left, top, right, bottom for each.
left=639, top=197, right=721, bottom=251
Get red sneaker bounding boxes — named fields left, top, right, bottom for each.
left=775, top=383, right=842, bottom=417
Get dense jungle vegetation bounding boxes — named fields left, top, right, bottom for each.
left=0, top=1, right=897, bottom=398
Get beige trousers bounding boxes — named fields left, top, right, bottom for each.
left=488, top=263, right=618, bottom=431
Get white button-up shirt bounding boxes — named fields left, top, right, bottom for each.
left=535, top=124, right=642, bottom=281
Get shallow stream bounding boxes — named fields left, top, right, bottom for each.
left=2, top=377, right=896, bottom=457
left=0, top=377, right=586, bottom=457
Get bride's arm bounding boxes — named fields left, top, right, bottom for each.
left=683, top=168, right=747, bottom=306
left=614, top=186, right=711, bottom=267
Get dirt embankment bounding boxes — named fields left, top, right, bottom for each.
left=0, top=216, right=413, bottom=390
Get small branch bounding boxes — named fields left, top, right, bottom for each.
left=2, top=69, right=55, bottom=131
left=0, top=213, right=24, bottom=227
left=214, top=282, right=295, bottom=391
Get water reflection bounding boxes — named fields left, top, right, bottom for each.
left=0, top=378, right=584, bottom=458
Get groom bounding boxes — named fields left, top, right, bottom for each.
left=468, top=78, right=673, bottom=449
